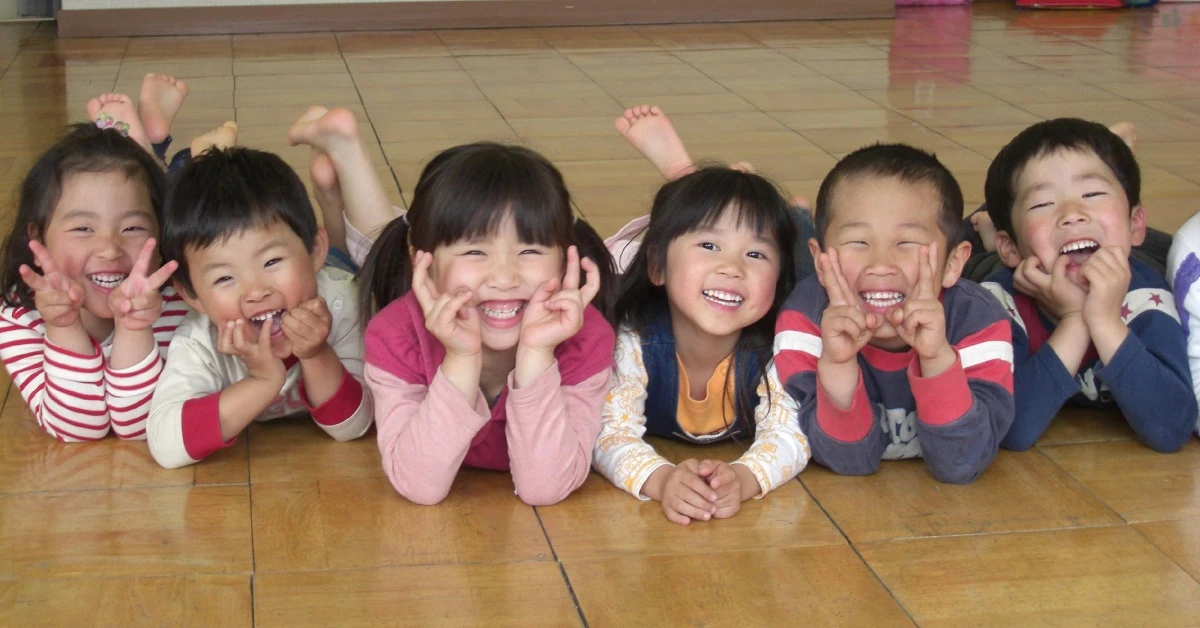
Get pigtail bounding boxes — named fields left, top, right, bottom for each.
left=356, top=216, right=413, bottom=328
left=571, top=217, right=618, bottom=326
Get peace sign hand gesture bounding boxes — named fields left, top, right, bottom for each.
left=411, top=250, right=481, bottom=359
left=110, top=238, right=178, bottom=333
left=887, top=243, right=956, bottom=376
left=19, top=240, right=85, bottom=330
left=816, top=248, right=878, bottom=366
left=518, top=246, right=600, bottom=353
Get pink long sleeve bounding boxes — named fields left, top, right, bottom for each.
left=366, top=363, right=494, bottom=505
left=505, top=365, right=611, bottom=506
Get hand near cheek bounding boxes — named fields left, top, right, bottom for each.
left=411, top=250, right=481, bottom=358
left=1013, top=254, right=1086, bottom=320
left=698, top=460, right=742, bottom=519
left=217, top=318, right=285, bottom=386
left=282, top=297, right=333, bottom=360
left=1080, top=246, right=1131, bottom=328
left=19, top=240, right=84, bottom=330
left=518, top=246, right=601, bottom=353
left=888, top=243, right=951, bottom=362
left=817, top=249, right=879, bottom=365
left=110, top=238, right=178, bottom=333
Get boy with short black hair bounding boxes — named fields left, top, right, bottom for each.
left=775, top=144, right=1015, bottom=484
left=978, top=117, right=1194, bottom=453
left=147, top=147, right=372, bottom=469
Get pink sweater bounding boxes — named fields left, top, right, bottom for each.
left=364, top=292, right=615, bottom=506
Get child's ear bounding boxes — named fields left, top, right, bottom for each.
left=995, top=231, right=1022, bottom=269
left=807, top=238, right=825, bottom=284
left=649, top=258, right=665, bottom=287
left=310, top=228, right=329, bottom=273
left=175, top=279, right=205, bottom=315
left=940, top=240, right=973, bottom=289
left=1130, top=204, right=1147, bottom=247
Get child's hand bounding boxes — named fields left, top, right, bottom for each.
left=218, top=317, right=285, bottom=386
left=660, top=459, right=718, bottom=525
left=411, top=250, right=481, bottom=358
left=1013, top=254, right=1086, bottom=320
left=282, top=297, right=333, bottom=360
left=1080, top=246, right=1131, bottom=328
left=19, top=240, right=84, bottom=329
left=519, top=246, right=600, bottom=353
left=110, top=238, right=178, bottom=333
left=816, top=248, right=878, bottom=366
left=888, top=243, right=954, bottom=373
left=699, top=460, right=742, bottom=519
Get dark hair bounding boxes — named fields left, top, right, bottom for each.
left=1, top=124, right=166, bottom=310
left=984, top=117, right=1140, bottom=245
left=358, top=142, right=616, bottom=326
left=162, top=147, right=318, bottom=296
left=814, top=143, right=965, bottom=249
left=616, top=166, right=798, bottom=436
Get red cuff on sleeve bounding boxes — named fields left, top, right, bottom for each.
left=182, top=392, right=236, bottom=461
left=300, top=367, right=364, bottom=426
left=815, top=371, right=875, bottom=442
left=908, top=352, right=972, bottom=426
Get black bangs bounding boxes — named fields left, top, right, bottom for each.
left=647, top=166, right=792, bottom=262
left=410, top=142, right=572, bottom=253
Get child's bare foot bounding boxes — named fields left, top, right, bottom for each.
left=189, top=121, right=238, bottom=156
left=970, top=210, right=998, bottom=253
left=730, top=161, right=757, bottom=174
left=86, top=93, right=149, bottom=150
left=309, top=148, right=348, bottom=252
left=288, top=105, right=361, bottom=153
left=1109, top=121, right=1136, bottom=150
left=615, top=105, right=694, bottom=181
left=138, top=73, right=189, bottom=146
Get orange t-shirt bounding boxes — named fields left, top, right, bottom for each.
left=676, top=354, right=737, bottom=436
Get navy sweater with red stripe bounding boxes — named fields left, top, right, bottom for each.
left=775, top=276, right=1015, bottom=484
left=980, top=258, right=1195, bottom=453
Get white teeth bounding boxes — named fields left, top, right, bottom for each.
left=250, top=309, right=283, bottom=322
left=703, top=290, right=744, bottom=306
left=88, top=273, right=127, bottom=289
left=861, top=291, right=904, bottom=308
left=1060, top=240, right=1099, bottom=254
left=481, top=304, right=521, bottom=319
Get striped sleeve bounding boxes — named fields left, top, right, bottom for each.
left=102, top=289, right=189, bottom=441
left=0, top=304, right=109, bottom=442
left=908, top=289, right=1015, bottom=484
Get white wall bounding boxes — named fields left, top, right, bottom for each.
left=63, top=0, right=464, bottom=8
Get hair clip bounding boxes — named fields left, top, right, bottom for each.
left=94, top=112, right=130, bottom=137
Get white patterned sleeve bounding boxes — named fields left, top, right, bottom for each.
left=732, top=362, right=810, bottom=497
left=591, top=327, right=671, bottom=500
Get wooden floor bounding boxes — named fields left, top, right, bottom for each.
left=3, top=4, right=1200, bottom=626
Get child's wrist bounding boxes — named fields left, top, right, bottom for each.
left=919, top=344, right=957, bottom=378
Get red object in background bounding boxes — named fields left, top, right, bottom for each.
left=1015, top=0, right=1123, bottom=8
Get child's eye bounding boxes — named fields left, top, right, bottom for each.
left=70, top=226, right=93, bottom=234
left=123, top=225, right=148, bottom=233
left=461, top=249, right=485, bottom=256
left=699, top=242, right=718, bottom=251
left=264, top=257, right=282, bottom=268
left=1083, top=191, right=1107, bottom=199
left=519, top=248, right=542, bottom=255
left=1028, top=201, right=1052, bottom=211
left=842, top=240, right=867, bottom=247
left=747, top=251, right=768, bottom=260
left=898, top=241, right=921, bottom=247
left=213, top=276, right=233, bottom=286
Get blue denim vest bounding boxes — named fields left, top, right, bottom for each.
left=639, top=307, right=762, bottom=442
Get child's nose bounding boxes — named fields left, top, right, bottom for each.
left=487, top=257, right=519, bottom=290
left=243, top=279, right=272, bottom=302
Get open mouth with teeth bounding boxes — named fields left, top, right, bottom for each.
left=88, top=273, right=127, bottom=291
left=1060, top=239, right=1100, bottom=266
left=478, top=300, right=525, bottom=329
left=860, top=291, right=905, bottom=311
left=249, top=309, right=285, bottom=337
left=703, top=289, right=744, bottom=308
